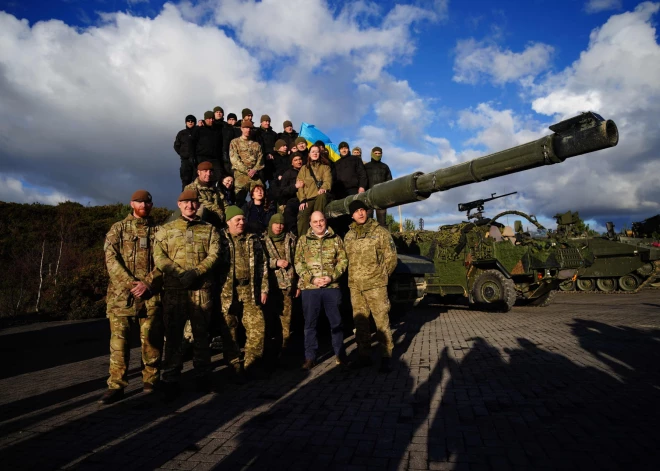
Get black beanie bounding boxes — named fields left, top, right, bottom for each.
left=338, top=141, right=349, bottom=150
left=227, top=113, right=237, bottom=120
left=348, top=199, right=368, bottom=215
left=185, top=114, right=196, bottom=123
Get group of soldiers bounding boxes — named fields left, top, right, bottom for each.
left=99, top=107, right=399, bottom=404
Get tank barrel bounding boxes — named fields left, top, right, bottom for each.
left=325, top=112, right=618, bottom=218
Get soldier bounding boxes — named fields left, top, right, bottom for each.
left=153, top=190, right=220, bottom=397
left=296, top=145, right=332, bottom=237
left=343, top=200, right=398, bottom=373
left=263, top=213, right=299, bottom=351
left=99, top=190, right=163, bottom=405
left=229, top=119, right=264, bottom=206
left=189, top=111, right=224, bottom=179
left=278, top=120, right=299, bottom=150
left=294, top=136, right=309, bottom=164
left=334, top=141, right=367, bottom=198
left=185, top=161, right=226, bottom=228
left=213, top=106, right=225, bottom=129
left=173, top=115, right=197, bottom=190
left=294, top=211, right=348, bottom=369
left=364, top=146, right=393, bottom=227
left=352, top=146, right=362, bottom=158
left=222, top=113, right=241, bottom=175
left=218, top=206, right=269, bottom=379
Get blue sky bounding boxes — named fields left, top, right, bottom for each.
left=0, top=0, right=658, bottom=232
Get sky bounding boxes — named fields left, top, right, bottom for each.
left=0, top=0, right=659, bottom=232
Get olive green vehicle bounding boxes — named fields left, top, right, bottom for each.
left=555, top=211, right=659, bottom=293
left=324, top=111, right=619, bottom=308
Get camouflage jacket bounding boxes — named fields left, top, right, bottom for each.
left=153, top=216, right=220, bottom=290
left=184, top=178, right=226, bottom=227
left=217, top=230, right=269, bottom=312
left=104, top=214, right=162, bottom=317
left=296, top=162, right=332, bottom=202
left=294, top=227, right=347, bottom=290
left=344, top=218, right=398, bottom=290
left=229, top=137, right=264, bottom=178
left=264, top=232, right=297, bottom=291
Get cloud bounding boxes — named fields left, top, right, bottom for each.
left=0, top=176, right=78, bottom=206
left=585, top=0, right=623, bottom=14
left=453, top=39, right=554, bottom=85
left=0, top=0, right=441, bottom=208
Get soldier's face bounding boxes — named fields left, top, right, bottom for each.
left=244, top=114, right=253, bottom=122
left=352, top=208, right=368, bottom=225
left=198, top=169, right=213, bottom=184
left=309, top=148, right=320, bottom=161
left=228, top=118, right=237, bottom=125
left=214, top=111, right=223, bottom=120
left=131, top=200, right=153, bottom=218
left=186, top=120, right=195, bottom=129
left=284, top=126, right=293, bottom=133
left=339, top=147, right=349, bottom=156
left=296, top=142, right=307, bottom=151
left=178, top=200, right=199, bottom=219
left=222, top=176, right=234, bottom=188
left=291, top=156, right=303, bottom=169
left=227, top=215, right=245, bottom=235
left=261, top=120, right=270, bottom=129
left=310, top=212, right=327, bottom=235
left=278, top=145, right=288, bottom=153
left=204, top=118, right=214, bottom=127
left=271, top=223, right=284, bottom=235
left=241, top=127, right=251, bottom=138
left=352, top=150, right=361, bottom=156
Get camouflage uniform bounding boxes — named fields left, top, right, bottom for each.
left=344, top=218, right=398, bottom=358
left=153, top=215, right=220, bottom=382
left=217, top=230, right=269, bottom=370
left=184, top=178, right=226, bottom=228
left=229, top=137, right=264, bottom=205
left=264, top=232, right=297, bottom=348
left=104, top=214, right=163, bottom=390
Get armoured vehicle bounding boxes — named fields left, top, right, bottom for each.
left=554, top=211, right=659, bottom=293
left=391, top=196, right=586, bottom=311
left=324, top=111, right=619, bottom=308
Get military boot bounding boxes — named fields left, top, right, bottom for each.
left=98, top=388, right=124, bottom=405
left=378, top=357, right=392, bottom=374
left=302, top=359, right=315, bottom=370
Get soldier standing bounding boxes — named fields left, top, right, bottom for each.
left=99, top=190, right=163, bottom=405
left=218, top=206, right=269, bottom=379
left=294, top=211, right=348, bottom=369
left=153, top=190, right=220, bottom=397
left=189, top=111, right=224, bottom=179
left=263, top=213, right=299, bottom=351
left=364, top=146, right=393, bottom=227
left=173, top=115, right=197, bottom=190
left=344, top=200, right=398, bottom=373
left=185, top=161, right=226, bottom=228
left=229, top=120, right=264, bottom=206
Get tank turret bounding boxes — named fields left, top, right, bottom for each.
left=325, top=112, right=618, bottom=217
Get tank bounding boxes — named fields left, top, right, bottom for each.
left=553, top=211, right=659, bottom=293
left=324, top=111, right=620, bottom=308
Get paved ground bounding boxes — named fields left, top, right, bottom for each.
left=1, top=291, right=659, bottom=470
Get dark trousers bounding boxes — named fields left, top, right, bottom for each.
left=368, top=209, right=387, bottom=227
left=180, top=159, right=195, bottom=190
left=301, top=288, right=343, bottom=361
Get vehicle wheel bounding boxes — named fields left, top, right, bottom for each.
left=637, top=263, right=654, bottom=276
left=596, top=278, right=617, bottom=292
left=527, top=290, right=557, bottom=307
left=576, top=278, right=595, bottom=291
left=471, top=270, right=517, bottom=312
left=618, top=274, right=640, bottom=292
left=559, top=279, right=575, bottom=291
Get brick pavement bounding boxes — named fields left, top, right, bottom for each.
left=1, top=291, right=659, bottom=470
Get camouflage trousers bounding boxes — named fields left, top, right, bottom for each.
left=107, top=313, right=163, bottom=390
left=161, top=289, right=212, bottom=382
left=350, top=286, right=394, bottom=358
left=268, top=288, right=293, bottom=349
left=222, top=284, right=265, bottom=370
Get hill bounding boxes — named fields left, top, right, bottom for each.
left=0, top=201, right=172, bottom=327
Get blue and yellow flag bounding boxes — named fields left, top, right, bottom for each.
left=299, top=122, right=341, bottom=162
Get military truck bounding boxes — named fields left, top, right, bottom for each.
left=324, top=111, right=619, bottom=308
left=554, top=211, right=659, bottom=293
left=391, top=195, right=586, bottom=311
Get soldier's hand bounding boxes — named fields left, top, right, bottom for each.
left=247, top=169, right=257, bottom=178
left=180, top=270, right=199, bottom=288
left=260, top=292, right=268, bottom=305
left=358, top=187, right=365, bottom=193
left=276, top=259, right=289, bottom=268
left=320, top=276, right=332, bottom=286
left=299, top=202, right=308, bottom=211
left=130, top=281, right=149, bottom=298
left=295, top=179, right=304, bottom=189
left=295, top=289, right=301, bottom=298
left=318, top=188, right=326, bottom=194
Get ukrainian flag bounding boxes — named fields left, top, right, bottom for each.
left=299, top=122, right=341, bottom=162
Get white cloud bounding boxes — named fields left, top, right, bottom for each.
left=585, top=0, right=623, bottom=14
left=0, top=176, right=79, bottom=206
left=453, top=39, right=554, bottom=85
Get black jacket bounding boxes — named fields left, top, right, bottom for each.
left=272, top=167, right=299, bottom=205
left=241, top=200, right=276, bottom=235
left=278, top=130, right=299, bottom=150
left=364, top=160, right=393, bottom=188
left=255, top=126, right=279, bottom=156
left=333, top=154, right=368, bottom=198
left=173, top=127, right=195, bottom=160
left=222, top=125, right=241, bottom=158
left=271, top=151, right=291, bottom=181
left=189, top=125, right=223, bottom=163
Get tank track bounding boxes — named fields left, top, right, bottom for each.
left=559, top=261, right=659, bottom=295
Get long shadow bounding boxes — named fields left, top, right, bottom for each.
left=0, top=319, right=111, bottom=379
left=424, top=332, right=660, bottom=470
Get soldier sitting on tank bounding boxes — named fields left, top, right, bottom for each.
left=184, top=161, right=226, bottom=229
left=296, top=144, right=333, bottom=237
